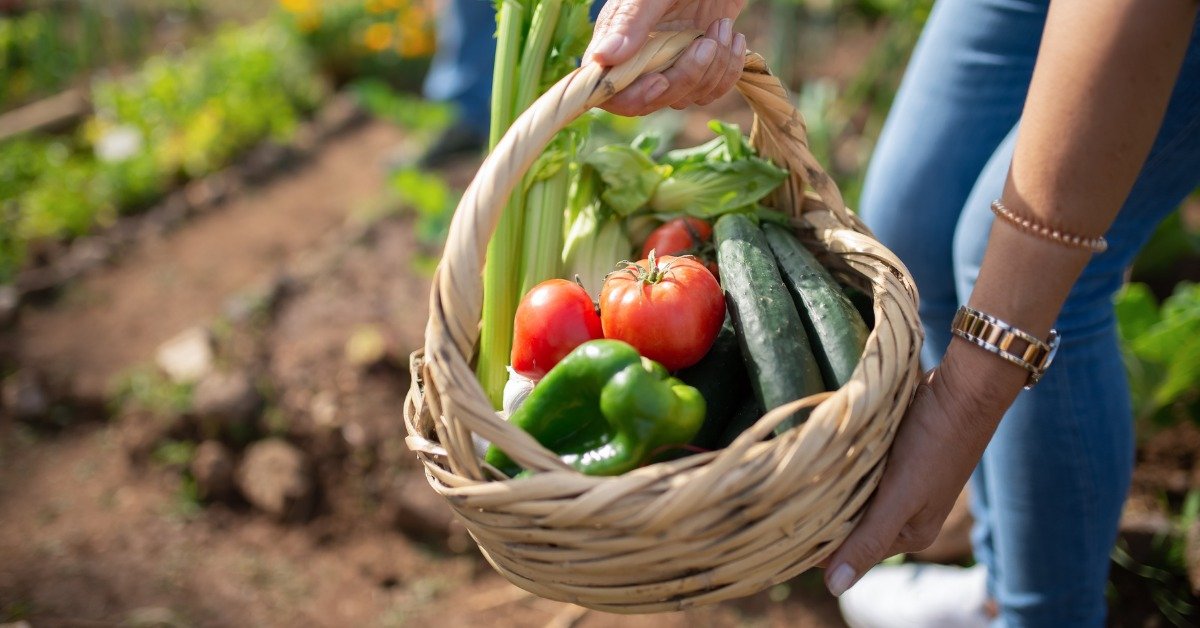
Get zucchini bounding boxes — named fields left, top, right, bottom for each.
left=763, top=223, right=870, bottom=389
left=676, top=314, right=750, bottom=450
left=714, top=214, right=824, bottom=434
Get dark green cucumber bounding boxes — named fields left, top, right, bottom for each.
left=714, top=213, right=824, bottom=435
left=715, top=397, right=765, bottom=448
left=841, top=283, right=875, bottom=331
left=763, top=223, right=870, bottom=389
left=675, top=314, right=750, bottom=450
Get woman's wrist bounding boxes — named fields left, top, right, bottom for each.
left=932, top=336, right=1029, bottom=439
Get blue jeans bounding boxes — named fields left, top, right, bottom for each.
left=860, top=0, right=1200, bottom=625
left=423, top=0, right=606, bottom=136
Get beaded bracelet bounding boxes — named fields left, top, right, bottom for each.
left=990, top=199, right=1108, bottom=253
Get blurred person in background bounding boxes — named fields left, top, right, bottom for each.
left=417, top=0, right=495, bottom=167
left=418, top=0, right=604, bottom=167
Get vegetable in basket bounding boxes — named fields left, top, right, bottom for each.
left=583, top=121, right=788, bottom=220
left=640, top=217, right=717, bottom=275
left=484, top=340, right=705, bottom=477
left=715, top=213, right=824, bottom=435
left=477, top=0, right=594, bottom=408
left=510, top=278, right=604, bottom=379
left=763, top=223, right=869, bottom=389
left=600, top=252, right=726, bottom=372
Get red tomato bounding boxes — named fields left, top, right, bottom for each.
left=511, top=279, right=604, bottom=379
left=641, top=217, right=712, bottom=259
left=599, top=254, right=725, bottom=371
left=641, top=217, right=718, bottom=276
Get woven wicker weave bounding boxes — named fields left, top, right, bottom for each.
left=404, top=31, right=924, bottom=613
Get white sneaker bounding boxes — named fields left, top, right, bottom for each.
left=838, top=563, right=992, bottom=628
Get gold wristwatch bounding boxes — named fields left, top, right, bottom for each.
left=950, top=305, right=1059, bottom=389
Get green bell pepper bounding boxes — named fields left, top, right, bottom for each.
left=484, top=339, right=706, bottom=476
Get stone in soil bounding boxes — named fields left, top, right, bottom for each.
left=0, top=283, right=18, bottom=328
left=155, top=327, right=214, bottom=384
left=2, top=369, right=50, bottom=423
left=191, top=440, right=236, bottom=502
left=386, top=471, right=469, bottom=551
left=192, top=370, right=261, bottom=436
left=344, top=324, right=393, bottom=369
left=118, top=407, right=185, bottom=463
left=237, top=438, right=315, bottom=522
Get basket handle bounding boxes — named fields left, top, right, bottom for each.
left=422, top=32, right=859, bottom=476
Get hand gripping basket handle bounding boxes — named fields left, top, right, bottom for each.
left=422, top=33, right=867, bottom=471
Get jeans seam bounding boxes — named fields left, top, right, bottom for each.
left=1059, top=363, right=1101, bottom=624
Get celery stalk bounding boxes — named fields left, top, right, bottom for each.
left=478, top=0, right=590, bottom=407
left=477, top=0, right=529, bottom=407
left=519, top=166, right=569, bottom=297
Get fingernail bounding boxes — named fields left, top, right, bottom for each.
left=695, top=38, right=717, bottom=65
left=643, top=77, right=669, bottom=103
left=592, top=34, right=625, bottom=61
left=827, top=563, right=857, bottom=597
left=733, top=33, right=746, bottom=57
left=718, top=18, right=732, bottom=46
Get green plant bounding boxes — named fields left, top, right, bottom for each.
left=0, top=19, right=327, bottom=279
left=390, top=167, right=456, bottom=247
left=1109, top=491, right=1200, bottom=626
left=1115, top=281, right=1200, bottom=427
left=110, top=366, right=195, bottom=416
left=349, top=78, right=451, bottom=134
left=91, top=23, right=325, bottom=179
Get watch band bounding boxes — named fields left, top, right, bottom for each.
left=950, top=305, right=1059, bottom=389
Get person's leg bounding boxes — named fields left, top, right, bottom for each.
left=422, top=0, right=497, bottom=137
left=950, top=16, right=1200, bottom=624
left=857, top=1, right=1048, bottom=601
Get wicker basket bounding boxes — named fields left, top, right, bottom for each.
left=403, top=31, right=923, bottom=613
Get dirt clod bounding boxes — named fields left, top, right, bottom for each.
left=192, top=371, right=261, bottom=436
left=155, top=327, right=215, bottom=384
left=118, top=408, right=183, bottom=463
left=1, top=369, right=49, bottom=422
left=385, top=472, right=462, bottom=548
left=237, top=438, right=315, bottom=522
left=191, top=440, right=236, bottom=502
left=0, top=284, right=17, bottom=328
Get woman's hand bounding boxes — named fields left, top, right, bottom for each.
left=583, top=0, right=748, bottom=116
left=823, top=342, right=1026, bottom=596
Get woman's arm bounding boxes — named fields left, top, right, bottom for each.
left=824, top=0, right=1199, bottom=596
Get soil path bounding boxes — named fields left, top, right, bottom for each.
left=14, top=119, right=407, bottom=399
left=0, top=423, right=846, bottom=627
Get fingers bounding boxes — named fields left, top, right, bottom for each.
left=667, top=19, right=728, bottom=110
left=599, top=20, right=744, bottom=117
left=694, top=32, right=745, bottom=106
left=585, top=0, right=673, bottom=68
left=825, top=475, right=936, bottom=597
left=600, top=73, right=671, bottom=117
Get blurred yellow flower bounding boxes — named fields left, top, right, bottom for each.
left=402, top=4, right=430, bottom=24
left=363, top=23, right=394, bottom=52
left=381, top=0, right=404, bottom=9
left=297, top=12, right=322, bottom=33
left=365, top=0, right=389, bottom=14
left=279, top=0, right=316, bottom=14
left=397, top=31, right=435, bottom=58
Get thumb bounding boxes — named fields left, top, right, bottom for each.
left=824, top=493, right=908, bottom=597
left=584, top=0, right=672, bottom=67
